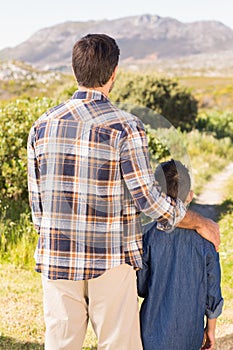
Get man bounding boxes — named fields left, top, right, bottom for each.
left=27, top=34, right=220, bottom=350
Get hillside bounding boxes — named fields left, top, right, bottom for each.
left=0, top=14, right=233, bottom=71
left=0, top=60, right=68, bottom=100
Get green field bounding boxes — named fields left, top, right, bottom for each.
left=0, top=67, right=232, bottom=348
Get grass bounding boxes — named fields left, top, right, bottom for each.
left=0, top=95, right=232, bottom=348
left=209, top=178, right=233, bottom=349
left=0, top=264, right=98, bottom=349
left=219, top=179, right=233, bottom=317
left=0, top=265, right=44, bottom=348
left=184, top=130, right=233, bottom=195
left=178, top=76, right=233, bottom=110
left=0, top=208, right=37, bottom=268
left=0, top=173, right=233, bottom=349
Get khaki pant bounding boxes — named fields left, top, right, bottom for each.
left=42, top=264, right=143, bottom=350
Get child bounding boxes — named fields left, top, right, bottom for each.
left=137, top=159, right=223, bottom=350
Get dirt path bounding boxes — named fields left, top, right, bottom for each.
left=195, top=163, right=233, bottom=206
left=191, top=162, right=233, bottom=349
left=191, top=162, right=233, bottom=221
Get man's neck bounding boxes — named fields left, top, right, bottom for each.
left=77, top=66, right=117, bottom=97
left=78, top=85, right=109, bottom=97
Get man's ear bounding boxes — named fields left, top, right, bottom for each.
left=185, top=190, right=194, bottom=205
left=111, top=65, right=118, bottom=82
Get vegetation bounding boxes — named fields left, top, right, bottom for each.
left=0, top=98, right=54, bottom=201
left=0, top=65, right=233, bottom=349
left=185, top=130, right=233, bottom=194
left=178, top=76, right=233, bottom=111
left=0, top=169, right=232, bottom=350
left=196, top=110, right=233, bottom=140
left=0, top=60, right=73, bottom=100
left=111, top=71, right=198, bottom=130
left=219, top=179, right=233, bottom=311
left=0, top=264, right=97, bottom=349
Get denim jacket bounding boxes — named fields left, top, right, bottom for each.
left=137, top=223, right=223, bottom=350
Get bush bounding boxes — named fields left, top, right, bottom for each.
left=0, top=98, right=54, bottom=201
left=0, top=96, right=173, bottom=265
left=110, top=71, right=198, bottom=130
left=196, top=110, right=233, bottom=140
left=0, top=96, right=178, bottom=206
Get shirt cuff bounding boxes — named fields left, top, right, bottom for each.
left=205, top=298, right=224, bottom=319
left=156, top=220, right=173, bottom=232
left=157, top=198, right=187, bottom=233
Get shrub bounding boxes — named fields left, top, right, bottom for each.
left=110, top=71, right=198, bottom=130
left=0, top=98, right=54, bottom=201
left=196, top=110, right=233, bottom=140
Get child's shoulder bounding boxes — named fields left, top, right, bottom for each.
left=143, top=222, right=191, bottom=237
left=143, top=224, right=216, bottom=254
left=176, top=228, right=218, bottom=257
left=142, top=221, right=173, bottom=243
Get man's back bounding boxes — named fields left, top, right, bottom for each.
left=137, top=224, right=222, bottom=350
left=28, top=90, right=146, bottom=280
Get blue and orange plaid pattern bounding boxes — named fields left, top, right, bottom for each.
left=27, top=90, right=186, bottom=280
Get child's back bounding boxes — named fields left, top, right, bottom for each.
left=137, top=219, right=223, bottom=350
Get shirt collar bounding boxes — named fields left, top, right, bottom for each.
left=71, top=89, right=108, bottom=102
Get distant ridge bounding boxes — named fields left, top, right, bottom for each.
left=0, top=14, right=233, bottom=71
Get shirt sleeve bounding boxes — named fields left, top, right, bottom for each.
left=137, top=233, right=150, bottom=298
left=27, top=126, right=42, bottom=233
left=120, top=118, right=186, bottom=230
left=205, top=245, right=224, bottom=319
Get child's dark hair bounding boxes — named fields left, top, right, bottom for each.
left=155, top=159, right=191, bottom=202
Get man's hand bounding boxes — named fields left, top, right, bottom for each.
left=196, top=217, right=220, bottom=252
left=177, top=210, right=220, bottom=251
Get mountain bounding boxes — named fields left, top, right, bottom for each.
left=1, top=14, right=233, bottom=71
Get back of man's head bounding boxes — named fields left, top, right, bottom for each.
left=72, top=33, right=120, bottom=88
left=155, top=159, right=191, bottom=203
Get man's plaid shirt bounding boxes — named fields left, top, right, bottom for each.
left=27, top=90, right=186, bottom=280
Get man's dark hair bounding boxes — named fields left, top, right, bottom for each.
left=155, top=159, right=191, bottom=202
left=72, top=34, right=120, bottom=88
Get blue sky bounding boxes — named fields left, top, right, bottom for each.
left=1, top=0, right=233, bottom=50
